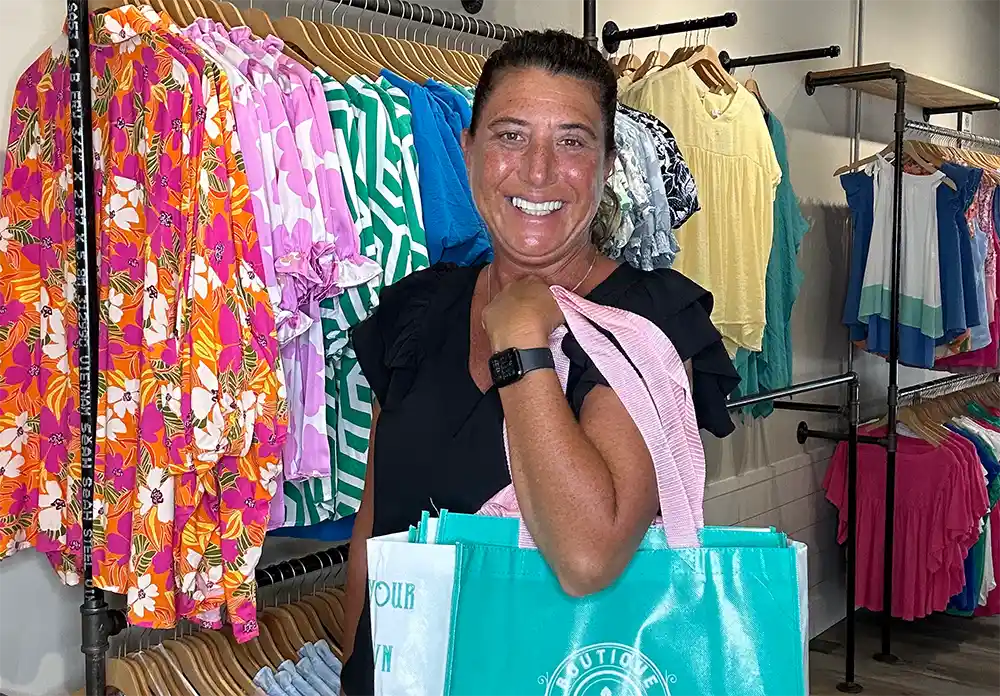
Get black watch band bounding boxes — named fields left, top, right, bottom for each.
left=489, top=347, right=555, bottom=388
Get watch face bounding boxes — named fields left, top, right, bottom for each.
left=489, top=349, right=522, bottom=387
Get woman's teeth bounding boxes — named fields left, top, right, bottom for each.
left=509, top=197, right=564, bottom=216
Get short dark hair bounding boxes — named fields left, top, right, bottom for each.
left=469, top=30, right=617, bottom=155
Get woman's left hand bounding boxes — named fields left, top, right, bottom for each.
left=482, top=275, right=564, bottom=351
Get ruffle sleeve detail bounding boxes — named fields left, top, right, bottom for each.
left=565, top=267, right=740, bottom=437
left=353, top=263, right=466, bottom=408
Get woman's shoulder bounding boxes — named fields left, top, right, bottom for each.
left=589, top=264, right=715, bottom=329
left=377, top=262, right=479, bottom=315
left=357, top=263, right=478, bottom=360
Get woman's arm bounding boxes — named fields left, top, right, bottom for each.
left=341, top=403, right=379, bottom=664
left=499, top=369, right=658, bottom=598
left=483, top=276, right=660, bottom=597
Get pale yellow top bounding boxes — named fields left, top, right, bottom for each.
left=621, top=66, right=781, bottom=355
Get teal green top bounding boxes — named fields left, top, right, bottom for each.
left=731, top=114, right=811, bottom=418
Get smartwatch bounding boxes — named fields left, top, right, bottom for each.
left=489, top=347, right=556, bottom=389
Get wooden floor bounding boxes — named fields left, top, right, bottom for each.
left=809, top=612, right=1000, bottom=695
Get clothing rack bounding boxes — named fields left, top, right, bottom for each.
left=719, top=45, right=841, bottom=73
left=322, top=0, right=522, bottom=42
left=67, top=0, right=519, bottom=693
left=905, top=119, right=1000, bottom=151
left=256, top=546, right=351, bottom=589
left=804, top=62, right=1000, bottom=693
left=598, top=10, right=738, bottom=56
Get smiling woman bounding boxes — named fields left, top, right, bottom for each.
left=338, top=30, right=740, bottom=696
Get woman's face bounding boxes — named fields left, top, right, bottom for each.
left=463, top=67, right=613, bottom=267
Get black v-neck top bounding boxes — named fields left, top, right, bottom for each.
left=340, top=262, right=739, bottom=694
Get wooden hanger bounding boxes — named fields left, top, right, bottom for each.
left=303, top=17, right=365, bottom=77
left=618, top=54, right=642, bottom=73
left=182, top=632, right=245, bottom=696
left=444, top=49, right=478, bottom=85
left=253, top=615, right=288, bottom=667
left=317, top=22, right=381, bottom=78
left=294, top=598, right=332, bottom=643
left=199, top=0, right=230, bottom=27
left=834, top=141, right=958, bottom=190
left=198, top=630, right=255, bottom=690
left=243, top=2, right=277, bottom=38
left=131, top=652, right=172, bottom=696
left=360, top=32, right=426, bottom=82
left=223, top=626, right=268, bottom=674
left=684, top=44, right=739, bottom=94
left=283, top=601, right=321, bottom=644
left=421, top=42, right=469, bottom=85
left=212, top=630, right=267, bottom=678
left=218, top=1, right=244, bottom=28
left=258, top=610, right=300, bottom=662
left=73, top=658, right=145, bottom=696
left=166, top=0, right=198, bottom=24
left=142, top=645, right=193, bottom=696
left=455, top=50, right=483, bottom=83
left=743, top=76, right=769, bottom=114
left=300, top=593, right=343, bottom=640
left=268, top=604, right=309, bottom=649
left=630, top=46, right=672, bottom=83
left=90, top=0, right=128, bottom=11
left=122, top=655, right=153, bottom=694
left=153, top=644, right=201, bottom=696
left=274, top=16, right=354, bottom=81
left=162, top=637, right=224, bottom=696
left=188, top=0, right=209, bottom=20
left=191, top=630, right=253, bottom=696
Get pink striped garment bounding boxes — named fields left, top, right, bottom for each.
left=478, top=285, right=706, bottom=549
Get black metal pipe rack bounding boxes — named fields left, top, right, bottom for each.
left=66, top=2, right=112, bottom=695
left=600, top=11, right=738, bottom=56
left=804, top=62, right=1000, bottom=693
left=257, top=546, right=352, bottom=589
left=720, top=45, right=841, bottom=73
left=325, top=0, right=522, bottom=42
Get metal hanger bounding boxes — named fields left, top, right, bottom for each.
left=453, top=17, right=483, bottom=82
left=356, top=2, right=427, bottom=82
left=448, top=17, right=481, bottom=84
left=274, top=1, right=353, bottom=80
left=333, top=0, right=384, bottom=66
left=317, top=0, right=381, bottom=77
left=301, top=0, right=362, bottom=75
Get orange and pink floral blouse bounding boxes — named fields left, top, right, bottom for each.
left=0, top=6, right=288, bottom=641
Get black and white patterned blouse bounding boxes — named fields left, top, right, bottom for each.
left=617, top=103, right=700, bottom=229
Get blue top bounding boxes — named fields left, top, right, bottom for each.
left=425, top=78, right=473, bottom=140
left=841, top=170, right=934, bottom=367
left=934, top=168, right=970, bottom=344
left=380, top=70, right=491, bottom=267
left=941, top=162, right=984, bottom=329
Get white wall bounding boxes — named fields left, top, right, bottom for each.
left=0, top=0, right=998, bottom=693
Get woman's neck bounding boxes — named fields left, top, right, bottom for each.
left=489, top=245, right=597, bottom=293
